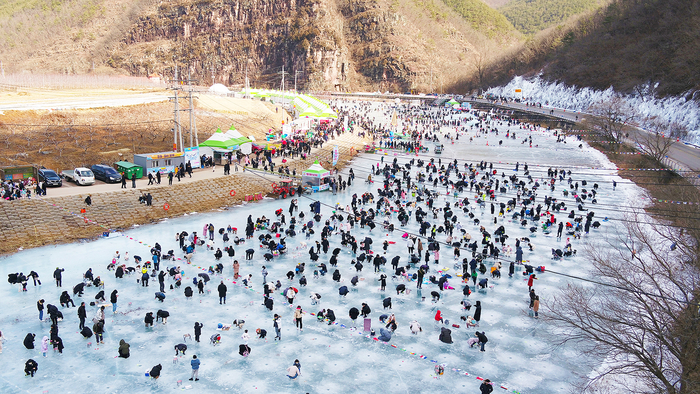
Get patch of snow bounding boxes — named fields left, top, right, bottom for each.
left=488, top=76, right=700, bottom=144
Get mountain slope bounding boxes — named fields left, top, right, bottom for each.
left=440, top=0, right=519, bottom=40
left=500, top=0, right=605, bottom=35
left=0, top=0, right=521, bottom=92
left=105, top=0, right=521, bottom=91
left=462, top=0, right=700, bottom=98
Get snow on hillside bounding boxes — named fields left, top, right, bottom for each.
left=487, top=76, right=700, bottom=144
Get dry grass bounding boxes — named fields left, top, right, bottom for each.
left=0, top=96, right=287, bottom=172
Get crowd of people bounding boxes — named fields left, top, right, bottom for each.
left=2, top=101, right=608, bottom=392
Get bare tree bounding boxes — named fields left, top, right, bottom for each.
left=53, top=127, right=72, bottom=158
left=586, top=96, right=637, bottom=149
left=471, top=39, right=491, bottom=92
left=635, top=118, right=689, bottom=164
left=545, top=211, right=700, bottom=394
left=0, top=130, right=12, bottom=149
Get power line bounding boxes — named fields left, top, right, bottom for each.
left=0, top=120, right=171, bottom=127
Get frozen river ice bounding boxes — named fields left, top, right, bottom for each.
left=0, top=104, right=643, bottom=393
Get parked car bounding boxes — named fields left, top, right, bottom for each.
left=61, top=168, right=95, bottom=186
left=38, top=168, right=62, bottom=187
left=91, top=164, right=122, bottom=183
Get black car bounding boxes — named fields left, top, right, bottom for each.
left=38, top=168, right=62, bottom=187
left=91, top=164, right=123, bottom=183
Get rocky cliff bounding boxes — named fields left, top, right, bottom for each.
left=106, top=0, right=519, bottom=92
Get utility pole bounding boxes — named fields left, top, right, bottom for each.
left=245, top=60, right=250, bottom=99
left=173, top=65, right=180, bottom=152
left=278, top=65, right=289, bottom=91
left=294, top=70, right=301, bottom=92
left=187, top=69, right=198, bottom=148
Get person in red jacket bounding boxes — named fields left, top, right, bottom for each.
left=527, top=274, right=537, bottom=291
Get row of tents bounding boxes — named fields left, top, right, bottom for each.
left=197, top=89, right=337, bottom=159
left=246, top=89, right=338, bottom=119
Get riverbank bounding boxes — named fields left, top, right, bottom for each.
left=0, top=132, right=368, bottom=256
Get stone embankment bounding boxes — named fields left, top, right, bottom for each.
left=0, top=133, right=368, bottom=256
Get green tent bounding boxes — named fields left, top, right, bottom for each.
left=199, top=129, right=234, bottom=149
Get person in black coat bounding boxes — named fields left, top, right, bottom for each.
left=475, top=331, right=488, bottom=352
left=47, top=304, right=61, bottom=325
left=73, top=283, right=85, bottom=297
left=81, top=326, right=93, bottom=338
left=462, top=285, right=471, bottom=297
left=174, top=343, right=188, bottom=355
left=218, top=281, right=227, bottom=304
left=332, top=270, right=341, bottom=282
left=184, top=286, right=193, bottom=298
left=238, top=344, right=251, bottom=356
left=149, top=364, right=162, bottom=379
left=194, top=322, right=203, bottom=342
left=78, top=302, right=87, bottom=330
left=118, top=339, right=130, bottom=358
left=474, top=301, right=482, bottom=323
left=379, top=274, right=387, bottom=291
left=60, top=291, right=75, bottom=308
left=479, top=379, right=494, bottom=394
left=325, top=309, right=336, bottom=325
left=25, top=359, right=38, bottom=377
left=264, top=296, right=274, bottom=311
left=53, top=267, right=64, bottom=287
left=23, top=333, right=35, bottom=349
left=349, top=307, right=360, bottom=321
left=361, top=303, right=371, bottom=318
left=156, top=310, right=169, bottom=323
left=439, top=327, right=453, bottom=344
left=158, top=271, right=166, bottom=293
left=53, top=336, right=64, bottom=353
left=94, top=290, right=105, bottom=303
left=383, top=297, right=392, bottom=309
left=50, top=324, right=59, bottom=342
left=144, top=312, right=154, bottom=327
left=110, top=290, right=118, bottom=312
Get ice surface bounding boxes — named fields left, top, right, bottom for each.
left=0, top=104, right=647, bottom=393
left=487, top=75, right=700, bottom=145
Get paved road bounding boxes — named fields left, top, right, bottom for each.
left=326, top=92, right=699, bottom=172
left=0, top=92, right=169, bottom=111
left=44, top=165, right=231, bottom=198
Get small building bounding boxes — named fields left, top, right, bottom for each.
left=0, top=165, right=36, bottom=181
left=133, top=151, right=186, bottom=176
left=114, top=161, right=144, bottom=179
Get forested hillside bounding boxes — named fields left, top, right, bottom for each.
left=454, top=0, right=700, bottom=98
left=440, top=0, right=519, bottom=39
left=500, top=0, right=604, bottom=35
